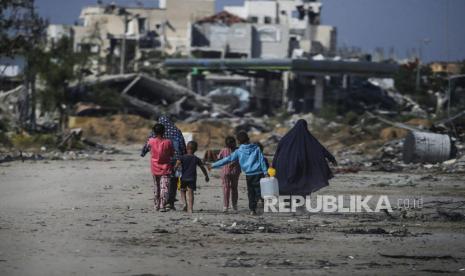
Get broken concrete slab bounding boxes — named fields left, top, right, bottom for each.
left=72, top=73, right=231, bottom=120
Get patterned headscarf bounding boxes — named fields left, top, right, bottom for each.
left=158, top=115, right=187, bottom=162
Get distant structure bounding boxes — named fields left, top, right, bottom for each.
left=46, top=24, right=74, bottom=47
left=223, top=0, right=336, bottom=57
left=190, top=11, right=290, bottom=59
left=45, top=0, right=336, bottom=74
left=47, top=0, right=215, bottom=74
left=430, top=62, right=462, bottom=75
left=184, top=0, right=338, bottom=113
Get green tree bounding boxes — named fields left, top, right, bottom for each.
left=0, top=0, right=48, bottom=130
left=394, top=64, right=416, bottom=94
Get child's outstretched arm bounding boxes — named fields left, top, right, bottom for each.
left=140, top=131, right=154, bottom=157
left=211, top=150, right=239, bottom=169
left=196, top=157, right=209, bottom=182
left=140, top=142, right=150, bottom=157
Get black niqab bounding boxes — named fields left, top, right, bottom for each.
left=272, top=119, right=335, bottom=196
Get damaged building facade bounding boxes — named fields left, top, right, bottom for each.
left=189, top=0, right=336, bottom=59
left=47, top=0, right=335, bottom=74
left=189, top=11, right=290, bottom=59
left=224, top=0, right=337, bottom=57
left=42, top=0, right=398, bottom=119
left=48, top=0, right=215, bottom=74
left=184, top=0, right=341, bottom=114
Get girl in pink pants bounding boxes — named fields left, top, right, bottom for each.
left=218, top=136, right=241, bottom=212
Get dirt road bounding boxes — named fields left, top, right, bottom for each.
left=1, top=146, right=464, bottom=275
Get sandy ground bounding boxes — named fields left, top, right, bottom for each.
left=1, top=145, right=465, bottom=276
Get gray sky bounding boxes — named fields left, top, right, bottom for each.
left=35, top=0, right=465, bottom=62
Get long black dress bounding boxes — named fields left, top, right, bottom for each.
left=272, top=119, right=336, bottom=196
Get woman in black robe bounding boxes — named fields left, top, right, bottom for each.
left=272, top=119, right=337, bottom=196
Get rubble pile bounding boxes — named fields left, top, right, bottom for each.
left=71, top=74, right=234, bottom=121
left=258, top=111, right=465, bottom=174
left=1, top=70, right=464, bottom=174
left=0, top=128, right=118, bottom=164
left=0, top=85, right=59, bottom=132
left=0, top=148, right=118, bottom=164
left=0, top=85, right=23, bottom=130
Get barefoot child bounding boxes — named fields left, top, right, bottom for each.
left=175, top=141, right=209, bottom=213
left=210, top=131, right=268, bottom=215
left=147, top=123, right=174, bottom=212
left=218, top=136, right=241, bottom=212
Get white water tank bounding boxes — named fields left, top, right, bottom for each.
left=403, top=131, right=451, bottom=164
left=159, top=0, right=166, bottom=9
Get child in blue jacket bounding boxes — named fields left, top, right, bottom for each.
left=210, top=131, right=268, bottom=215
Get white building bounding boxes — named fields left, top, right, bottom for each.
left=47, top=24, right=74, bottom=44
left=224, top=0, right=336, bottom=56
left=49, top=0, right=215, bottom=74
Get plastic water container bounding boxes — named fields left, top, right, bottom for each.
left=260, top=168, right=279, bottom=198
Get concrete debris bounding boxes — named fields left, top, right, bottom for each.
left=436, top=109, right=465, bottom=126
left=232, top=117, right=270, bottom=134
left=0, top=128, right=117, bottom=164
left=259, top=133, right=282, bottom=154
left=119, top=74, right=212, bottom=119
left=0, top=148, right=118, bottom=164
left=206, top=86, right=250, bottom=115
left=0, top=85, right=24, bottom=129
left=367, top=112, right=424, bottom=132
left=74, top=102, right=117, bottom=116
left=441, top=155, right=465, bottom=173
left=57, top=128, right=111, bottom=152
left=72, top=73, right=233, bottom=120
left=287, top=113, right=329, bottom=130
left=384, top=90, right=428, bottom=118
left=2, top=82, right=463, bottom=175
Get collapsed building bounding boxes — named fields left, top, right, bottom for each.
left=166, top=58, right=400, bottom=115
left=68, top=73, right=234, bottom=121
left=184, top=0, right=399, bottom=115
left=41, top=0, right=403, bottom=119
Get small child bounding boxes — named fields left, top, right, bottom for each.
left=175, top=141, right=209, bottom=213
left=210, top=131, right=268, bottom=215
left=218, top=136, right=241, bottom=212
left=147, top=123, right=174, bottom=212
